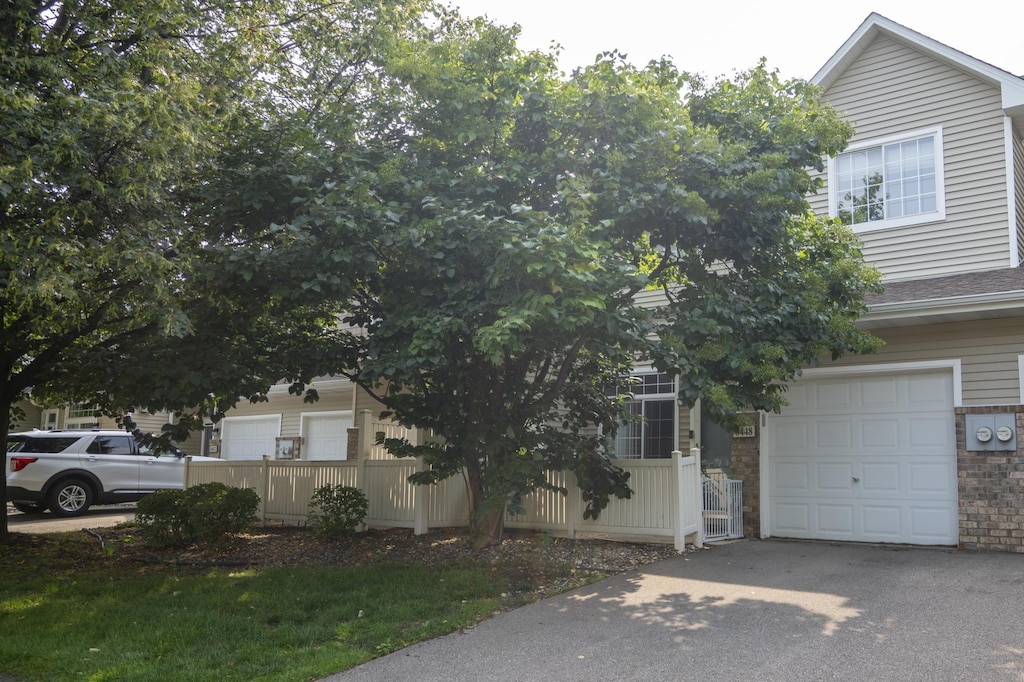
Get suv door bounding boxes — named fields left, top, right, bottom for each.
left=82, top=435, right=140, bottom=494
left=137, top=442, right=187, bottom=492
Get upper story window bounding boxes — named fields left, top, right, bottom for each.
left=828, top=127, right=945, bottom=232
left=66, top=402, right=99, bottom=429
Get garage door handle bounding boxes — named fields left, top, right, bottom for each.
left=852, top=477, right=860, bottom=483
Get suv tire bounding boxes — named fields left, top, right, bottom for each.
left=12, top=502, right=47, bottom=514
left=48, top=478, right=94, bottom=517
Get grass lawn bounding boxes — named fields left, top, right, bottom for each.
left=0, top=529, right=570, bottom=682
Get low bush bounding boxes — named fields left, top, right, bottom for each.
left=136, top=482, right=260, bottom=547
left=308, top=484, right=369, bottom=537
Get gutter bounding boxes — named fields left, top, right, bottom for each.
left=862, top=289, right=1024, bottom=327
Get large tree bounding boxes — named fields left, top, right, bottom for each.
left=0, top=0, right=426, bottom=540
left=326, top=20, right=881, bottom=546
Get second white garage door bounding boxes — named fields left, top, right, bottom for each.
left=765, top=368, right=957, bottom=545
left=302, top=412, right=353, bottom=460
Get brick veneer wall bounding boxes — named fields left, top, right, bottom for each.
left=347, top=428, right=360, bottom=461
left=956, top=406, right=1024, bottom=553
left=730, top=424, right=761, bottom=539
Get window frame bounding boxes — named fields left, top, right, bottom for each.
left=65, top=402, right=100, bottom=429
left=609, top=371, right=678, bottom=460
left=827, top=126, right=946, bottom=233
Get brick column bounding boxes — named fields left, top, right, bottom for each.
left=730, top=422, right=761, bottom=539
left=956, top=406, right=1024, bottom=553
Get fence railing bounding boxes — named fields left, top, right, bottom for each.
left=185, top=410, right=703, bottom=550
left=702, top=476, right=743, bottom=542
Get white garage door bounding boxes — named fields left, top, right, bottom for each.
left=221, top=416, right=280, bottom=460
left=766, top=369, right=957, bottom=545
left=303, top=412, right=352, bottom=460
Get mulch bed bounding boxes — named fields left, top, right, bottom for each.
left=92, top=524, right=685, bottom=578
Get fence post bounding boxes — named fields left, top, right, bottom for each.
left=260, top=455, right=271, bottom=526
left=414, top=454, right=429, bottom=535
left=354, top=410, right=372, bottom=532
left=691, top=447, right=704, bottom=549
left=672, top=451, right=684, bottom=551
left=565, top=469, right=578, bottom=540
left=183, top=456, right=192, bottom=489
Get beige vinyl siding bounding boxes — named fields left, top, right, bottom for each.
left=354, top=383, right=383, bottom=417
left=224, top=380, right=355, bottom=439
left=633, top=286, right=670, bottom=310
left=11, top=400, right=41, bottom=430
left=810, top=35, right=1012, bottom=281
left=818, top=316, right=1024, bottom=405
left=131, top=411, right=172, bottom=434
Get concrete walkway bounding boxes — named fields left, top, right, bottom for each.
left=325, top=539, right=1024, bottom=681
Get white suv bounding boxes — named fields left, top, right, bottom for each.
left=6, top=429, right=218, bottom=516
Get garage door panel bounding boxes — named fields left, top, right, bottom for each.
left=908, top=417, right=955, bottom=448
left=817, top=381, right=855, bottom=409
left=817, top=463, right=854, bottom=490
left=910, top=507, right=957, bottom=539
left=817, top=421, right=853, bottom=448
left=775, top=421, right=811, bottom=450
left=861, top=505, right=902, bottom=537
left=861, top=463, right=900, bottom=492
left=768, top=369, right=957, bottom=546
left=861, top=419, right=900, bottom=448
left=907, top=374, right=955, bottom=407
left=818, top=505, right=855, bottom=533
left=773, top=503, right=811, bottom=532
left=908, top=462, right=955, bottom=493
left=773, top=461, right=810, bottom=490
left=861, top=377, right=899, bottom=406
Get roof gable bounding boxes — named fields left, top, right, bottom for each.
left=813, top=13, right=1024, bottom=134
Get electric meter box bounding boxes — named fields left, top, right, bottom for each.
left=965, top=414, right=1017, bottom=451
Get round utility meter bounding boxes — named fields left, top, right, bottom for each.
left=976, top=426, right=993, bottom=443
left=996, top=426, right=1014, bottom=443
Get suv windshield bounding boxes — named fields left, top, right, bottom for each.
left=7, top=436, right=80, bottom=453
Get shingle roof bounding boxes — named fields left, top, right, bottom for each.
left=867, top=267, right=1024, bottom=306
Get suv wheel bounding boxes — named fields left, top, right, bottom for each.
left=12, top=502, right=47, bottom=514
left=48, top=479, right=94, bottom=517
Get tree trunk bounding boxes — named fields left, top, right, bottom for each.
left=1, top=399, right=11, bottom=542
left=464, top=457, right=505, bottom=549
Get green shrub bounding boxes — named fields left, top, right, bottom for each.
left=136, top=483, right=260, bottom=547
left=308, top=484, right=369, bottom=537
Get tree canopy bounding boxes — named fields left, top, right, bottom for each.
left=1, top=2, right=879, bottom=545
left=328, top=19, right=881, bottom=545
left=0, top=0, right=427, bottom=538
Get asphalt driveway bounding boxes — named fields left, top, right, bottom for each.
left=325, top=539, right=1024, bottom=681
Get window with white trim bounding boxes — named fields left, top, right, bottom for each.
left=65, top=403, right=99, bottom=429
left=609, top=372, right=676, bottom=459
left=829, top=127, right=945, bottom=232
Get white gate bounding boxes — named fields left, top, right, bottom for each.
left=703, top=476, right=743, bottom=542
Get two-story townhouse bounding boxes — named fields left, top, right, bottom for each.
left=727, top=13, right=1024, bottom=552
left=201, top=14, right=1024, bottom=552
left=10, top=399, right=207, bottom=456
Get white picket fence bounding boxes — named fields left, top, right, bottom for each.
left=185, top=410, right=704, bottom=551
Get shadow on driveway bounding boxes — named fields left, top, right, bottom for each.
left=324, top=539, right=1024, bottom=681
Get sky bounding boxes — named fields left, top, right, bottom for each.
left=447, top=1, right=1024, bottom=81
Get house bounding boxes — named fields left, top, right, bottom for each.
left=10, top=399, right=206, bottom=456
left=209, top=13, right=1024, bottom=552
left=207, top=377, right=363, bottom=462
left=726, top=13, right=1024, bottom=552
